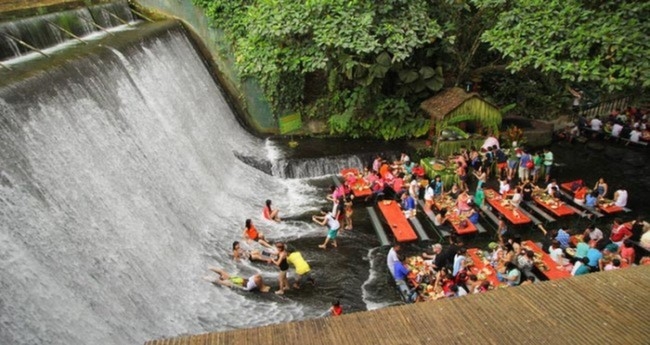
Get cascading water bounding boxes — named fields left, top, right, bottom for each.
left=0, top=0, right=135, bottom=61
left=0, top=20, right=330, bottom=345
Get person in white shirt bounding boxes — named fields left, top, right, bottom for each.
left=629, top=129, right=642, bottom=143
left=614, top=188, right=628, bottom=207
left=409, top=177, right=419, bottom=200
left=590, top=117, right=603, bottom=131
left=400, top=152, right=410, bottom=165
left=546, top=179, right=558, bottom=197
left=313, top=209, right=341, bottom=249
left=499, top=177, right=510, bottom=195
left=583, top=224, right=603, bottom=243
left=548, top=240, right=566, bottom=265
left=611, top=122, right=623, bottom=137
left=386, top=243, right=401, bottom=277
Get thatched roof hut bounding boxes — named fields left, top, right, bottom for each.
left=420, top=87, right=502, bottom=134
left=420, top=87, right=502, bottom=156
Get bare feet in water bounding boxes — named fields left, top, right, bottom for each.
left=318, top=244, right=326, bottom=249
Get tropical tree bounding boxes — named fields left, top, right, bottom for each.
left=478, top=0, right=650, bottom=92
left=194, top=0, right=455, bottom=139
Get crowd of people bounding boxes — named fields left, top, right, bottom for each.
left=204, top=140, right=649, bottom=312
left=204, top=201, right=318, bottom=296
left=379, top=140, right=650, bottom=303
left=573, top=106, right=649, bottom=144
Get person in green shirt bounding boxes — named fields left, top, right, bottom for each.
left=574, top=257, right=591, bottom=276
left=543, top=148, right=554, bottom=183
left=473, top=185, right=485, bottom=207
left=532, top=151, right=544, bottom=184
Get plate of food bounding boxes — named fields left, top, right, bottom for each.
left=432, top=163, right=446, bottom=171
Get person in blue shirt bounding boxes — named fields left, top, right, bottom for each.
left=468, top=207, right=480, bottom=224
left=393, top=255, right=412, bottom=298
left=585, top=190, right=598, bottom=209
left=433, top=175, right=444, bottom=198
left=586, top=245, right=603, bottom=270
left=555, top=228, right=571, bottom=249
left=401, top=192, right=416, bottom=218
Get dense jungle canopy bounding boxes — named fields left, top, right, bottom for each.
left=193, top=0, right=650, bottom=139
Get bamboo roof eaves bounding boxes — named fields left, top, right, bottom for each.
left=420, top=87, right=500, bottom=121
left=145, top=265, right=650, bottom=345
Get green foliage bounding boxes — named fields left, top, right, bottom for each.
left=192, top=0, right=649, bottom=135
left=194, top=0, right=446, bottom=139
left=480, top=0, right=650, bottom=91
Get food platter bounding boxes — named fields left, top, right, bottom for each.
left=432, top=163, right=446, bottom=171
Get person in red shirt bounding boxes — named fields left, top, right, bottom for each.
left=620, top=240, right=635, bottom=265
left=329, top=300, right=343, bottom=316
left=243, top=219, right=272, bottom=248
left=411, top=163, right=425, bottom=178
left=610, top=218, right=632, bottom=246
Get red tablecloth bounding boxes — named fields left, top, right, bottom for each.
left=522, top=241, right=571, bottom=280
left=484, top=188, right=531, bottom=225
left=598, top=202, right=624, bottom=214
left=377, top=200, right=418, bottom=242
left=560, top=180, right=582, bottom=193
left=532, top=194, right=575, bottom=217
left=432, top=196, right=477, bottom=235
left=341, top=168, right=372, bottom=197
left=466, top=248, right=500, bottom=287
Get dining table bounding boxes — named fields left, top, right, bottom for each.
left=431, top=196, right=477, bottom=235
left=531, top=191, right=575, bottom=217
left=521, top=241, right=571, bottom=280
left=484, top=188, right=531, bottom=225
left=466, top=248, right=501, bottom=287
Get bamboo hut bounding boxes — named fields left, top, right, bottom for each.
left=420, top=87, right=502, bottom=157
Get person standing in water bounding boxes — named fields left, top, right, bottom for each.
left=263, top=199, right=281, bottom=222
left=343, top=195, right=354, bottom=230
left=271, top=242, right=290, bottom=295
left=313, top=208, right=341, bottom=249
left=286, top=249, right=316, bottom=289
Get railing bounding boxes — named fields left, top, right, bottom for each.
left=579, top=96, right=629, bottom=118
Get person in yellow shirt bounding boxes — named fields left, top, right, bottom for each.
left=287, top=250, right=316, bottom=289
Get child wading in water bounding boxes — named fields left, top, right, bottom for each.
left=344, top=195, right=354, bottom=230
left=321, top=300, right=343, bottom=317
left=313, top=208, right=341, bottom=249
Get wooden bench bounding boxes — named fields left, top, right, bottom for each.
left=408, top=216, right=430, bottom=241
left=556, top=189, right=603, bottom=218
left=366, top=206, right=390, bottom=246
left=523, top=201, right=556, bottom=223
left=474, top=222, right=488, bottom=234
left=480, top=205, right=501, bottom=227
left=515, top=207, right=542, bottom=227
left=417, top=200, right=450, bottom=241
left=620, top=137, right=648, bottom=146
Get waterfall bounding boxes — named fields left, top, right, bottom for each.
left=0, top=20, right=315, bottom=345
left=0, top=0, right=135, bottom=61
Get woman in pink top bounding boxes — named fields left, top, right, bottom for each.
left=457, top=190, right=471, bottom=213
left=620, top=240, right=635, bottom=265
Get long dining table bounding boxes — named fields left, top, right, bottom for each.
left=521, top=241, right=571, bottom=280
left=484, top=188, right=531, bottom=225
